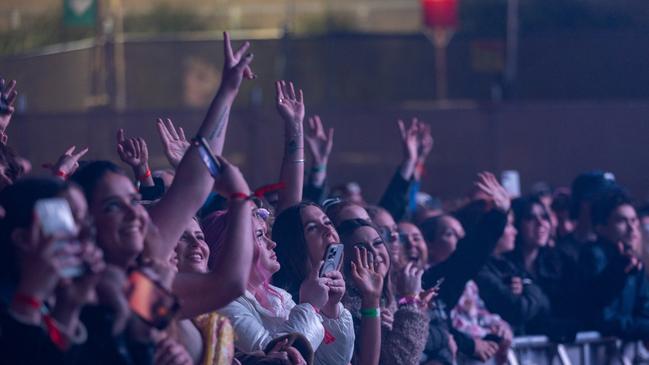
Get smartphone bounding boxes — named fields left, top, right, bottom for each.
left=500, top=170, right=521, bottom=198
left=34, top=198, right=83, bottom=278
left=193, top=137, right=222, bottom=178
left=126, top=270, right=180, bottom=330
left=319, top=244, right=344, bottom=277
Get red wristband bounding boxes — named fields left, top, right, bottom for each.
left=138, top=168, right=152, bottom=182
left=55, top=170, right=67, bottom=179
left=13, top=293, right=42, bottom=310
left=229, top=192, right=249, bottom=201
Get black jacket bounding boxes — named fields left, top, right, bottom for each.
left=577, top=239, right=649, bottom=340
left=378, top=170, right=413, bottom=222
left=506, top=247, right=580, bottom=341
left=422, top=209, right=508, bottom=308
left=421, top=209, right=507, bottom=359
left=474, top=255, right=551, bottom=335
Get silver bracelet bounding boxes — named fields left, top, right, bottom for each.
left=292, top=159, right=305, bottom=163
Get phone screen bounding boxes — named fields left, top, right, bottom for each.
left=195, top=137, right=222, bottom=178
left=127, top=270, right=179, bottom=329
left=35, top=198, right=83, bottom=278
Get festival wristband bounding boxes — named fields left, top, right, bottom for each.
left=360, top=307, right=380, bottom=318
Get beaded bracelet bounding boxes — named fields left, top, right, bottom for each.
left=398, top=295, right=422, bottom=307
left=360, top=307, right=380, bottom=318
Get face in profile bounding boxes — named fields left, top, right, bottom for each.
left=89, top=172, right=148, bottom=267
left=519, top=203, right=551, bottom=249
left=175, top=218, right=210, bottom=273
left=300, top=205, right=340, bottom=267
left=397, top=222, right=428, bottom=269
left=429, top=215, right=465, bottom=264
left=343, top=226, right=390, bottom=278
left=253, top=216, right=280, bottom=278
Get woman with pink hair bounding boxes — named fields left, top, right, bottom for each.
left=204, top=207, right=355, bottom=365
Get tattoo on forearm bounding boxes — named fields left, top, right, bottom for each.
left=287, top=140, right=300, bottom=155
left=209, top=106, right=231, bottom=140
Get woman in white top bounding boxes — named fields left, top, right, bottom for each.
left=216, top=208, right=355, bottom=365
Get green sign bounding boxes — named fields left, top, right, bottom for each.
left=64, top=0, right=97, bottom=27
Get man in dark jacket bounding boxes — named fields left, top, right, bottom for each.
left=578, top=188, right=649, bottom=340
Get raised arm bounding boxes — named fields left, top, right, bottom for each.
left=414, top=123, right=434, bottom=181
left=46, top=145, right=89, bottom=179
left=305, top=115, right=333, bottom=188
left=275, top=81, right=305, bottom=213
left=147, top=32, right=254, bottom=260
left=350, top=247, right=383, bottom=365
left=378, top=119, right=421, bottom=220
left=156, top=118, right=190, bottom=169
left=172, top=157, right=253, bottom=319
left=116, top=129, right=154, bottom=187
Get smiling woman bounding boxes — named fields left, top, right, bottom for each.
left=336, top=218, right=430, bottom=365
left=271, top=202, right=356, bottom=365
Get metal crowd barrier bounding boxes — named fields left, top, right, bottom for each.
left=499, top=332, right=648, bottom=365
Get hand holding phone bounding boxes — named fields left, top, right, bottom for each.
left=319, top=244, right=344, bottom=277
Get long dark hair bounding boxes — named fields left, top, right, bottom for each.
left=271, top=201, right=319, bottom=299
left=70, top=160, right=127, bottom=205
left=0, top=177, right=70, bottom=292
left=337, top=218, right=395, bottom=308
left=512, top=196, right=550, bottom=251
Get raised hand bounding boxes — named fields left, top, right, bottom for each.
left=156, top=118, right=189, bottom=168
left=395, top=262, right=424, bottom=298
left=220, top=32, right=255, bottom=93
left=117, top=129, right=149, bottom=170
left=0, top=78, right=18, bottom=133
left=276, top=80, right=305, bottom=127
left=350, top=247, right=384, bottom=301
left=47, top=145, right=89, bottom=178
left=305, top=115, right=334, bottom=166
left=398, top=118, right=420, bottom=163
left=417, top=122, right=434, bottom=162
left=474, top=172, right=511, bottom=213
left=299, top=261, right=330, bottom=310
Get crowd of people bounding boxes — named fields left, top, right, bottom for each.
left=1, top=33, right=648, bottom=365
